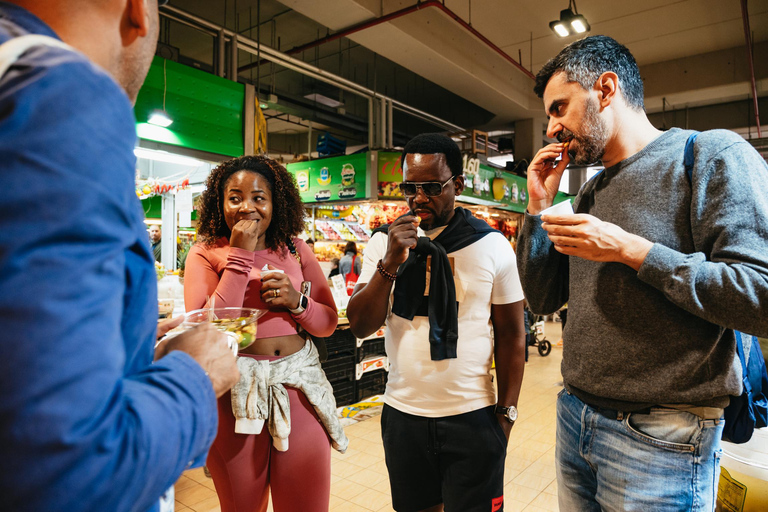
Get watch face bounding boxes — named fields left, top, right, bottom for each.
left=507, top=406, right=518, bottom=422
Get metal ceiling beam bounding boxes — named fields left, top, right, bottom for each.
left=159, top=4, right=464, bottom=135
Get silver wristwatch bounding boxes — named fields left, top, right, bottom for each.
left=494, top=404, right=518, bottom=423
left=289, top=293, right=308, bottom=315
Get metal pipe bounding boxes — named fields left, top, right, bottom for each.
left=217, top=29, right=226, bottom=77
left=160, top=5, right=465, bottom=132
left=387, top=99, right=393, bottom=148
left=230, top=33, right=238, bottom=80
left=380, top=97, right=386, bottom=149
left=277, top=0, right=535, bottom=81
left=368, top=98, right=374, bottom=148
left=740, top=0, right=762, bottom=138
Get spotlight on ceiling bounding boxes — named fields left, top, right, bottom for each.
left=549, top=0, right=590, bottom=38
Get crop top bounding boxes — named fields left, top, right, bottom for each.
left=184, top=237, right=337, bottom=339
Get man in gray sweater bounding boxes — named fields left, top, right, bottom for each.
left=517, top=35, right=768, bottom=511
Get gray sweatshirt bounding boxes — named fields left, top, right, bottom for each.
left=518, top=128, right=768, bottom=410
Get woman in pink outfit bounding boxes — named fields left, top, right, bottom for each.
left=185, top=155, right=343, bottom=512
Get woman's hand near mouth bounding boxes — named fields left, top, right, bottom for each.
left=230, top=219, right=263, bottom=252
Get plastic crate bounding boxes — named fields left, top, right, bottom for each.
left=320, top=354, right=356, bottom=384
left=355, top=369, right=388, bottom=402
left=357, top=338, right=386, bottom=362
left=317, top=328, right=356, bottom=359
left=330, top=379, right=355, bottom=407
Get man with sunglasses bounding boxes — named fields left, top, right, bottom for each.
left=348, top=133, right=526, bottom=512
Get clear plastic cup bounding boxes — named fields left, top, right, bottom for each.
left=183, top=307, right=266, bottom=354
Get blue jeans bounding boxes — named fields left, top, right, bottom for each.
left=556, top=390, right=724, bottom=511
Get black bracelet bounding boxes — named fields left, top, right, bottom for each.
left=376, top=260, right=397, bottom=281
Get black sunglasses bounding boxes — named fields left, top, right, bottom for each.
left=399, top=176, right=455, bottom=197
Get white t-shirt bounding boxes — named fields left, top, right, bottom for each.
left=358, top=228, right=524, bottom=417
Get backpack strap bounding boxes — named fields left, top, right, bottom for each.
left=683, top=132, right=700, bottom=182
left=0, top=34, right=74, bottom=80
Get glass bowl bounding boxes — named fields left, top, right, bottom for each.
left=183, top=307, right=266, bottom=354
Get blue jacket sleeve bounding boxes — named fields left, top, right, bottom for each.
left=0, top=53, right=218, bottom=511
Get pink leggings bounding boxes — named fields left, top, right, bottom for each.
left=207, top=354, right=332, bottom=512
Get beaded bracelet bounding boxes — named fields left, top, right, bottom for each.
left=376, top=259, right=397, bottom=282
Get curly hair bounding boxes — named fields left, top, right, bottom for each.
left=196, top=155, right=306, bottom=251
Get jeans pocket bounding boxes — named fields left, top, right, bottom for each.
left=557, top=387, right=567, bottom=398
left=624, top=410, right=698, bottom=453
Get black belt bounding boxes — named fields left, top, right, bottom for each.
left=592, top=405, right=652, bottom=421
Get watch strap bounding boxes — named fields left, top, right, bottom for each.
left=289, top=293, right=308, bottom=314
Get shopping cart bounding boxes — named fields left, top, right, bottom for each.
left=529, top=316, right=552, bottom=357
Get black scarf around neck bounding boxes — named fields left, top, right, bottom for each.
left=388, top=207, right=498, bottom=360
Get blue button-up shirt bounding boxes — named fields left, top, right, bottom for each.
left=0, top=3, right=218, bottom=511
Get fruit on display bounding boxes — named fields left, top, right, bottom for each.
left=315, top=220, right=341, bottom=240
left=347, top=223, right=370, bottom=241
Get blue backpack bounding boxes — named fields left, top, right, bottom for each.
left=684, top=132, right=768, bottom=443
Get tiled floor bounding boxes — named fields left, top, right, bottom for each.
left=175, top=322, right=565, bottom=512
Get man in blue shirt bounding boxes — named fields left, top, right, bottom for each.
left=0, top=1, right=240, bottom=511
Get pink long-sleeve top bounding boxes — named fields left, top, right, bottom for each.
left=184, top=237, right=338, bottom=338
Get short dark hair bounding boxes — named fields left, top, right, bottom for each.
left=401, top=133, right=463, bottom=177
left=197, top=155, right=305, bottom=251
left=534, top=35, right=644, bottom=111
left=344, top=241, right=357, bottom=254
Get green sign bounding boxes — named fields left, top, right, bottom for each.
left=378, top=152, right=404, bottom=198
left=462, top=158, right=572, bottom=213
left=287, top=153, right=367, bottom=203
left=373, top=152, right=571, bottom=213
left=134, top=57, right=244, bottom=157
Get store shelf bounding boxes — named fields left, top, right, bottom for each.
left=355, top=369, right=388, bottom=402
left=356, top=355, right=388, bottom=380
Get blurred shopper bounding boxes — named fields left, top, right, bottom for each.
left=149, top=224, right=162, bottom=261
left=518, top=35, right=768, bottom=511
left=339, top=240, right=361, bottom=294
left=328, top=257, right=340, bottom=278
left=184, top=155, right=347, bottom=512
left=338, top=240, right=361, bottom=277
left=305, top=237, right=315, bottom=253
left=0, top=1, right=240, bottom=511
left=348, top=133, right=526, bottom=512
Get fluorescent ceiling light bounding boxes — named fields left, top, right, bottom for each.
left=148, top=109, right=173, bottom=127
left=134, top=147, right=205, bottom=167
left=304, top=93, right=344, bottom=108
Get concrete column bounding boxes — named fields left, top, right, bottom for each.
left=244, top=84, right=255, bottom=155
left=161, top=194, right=177, bottom=271
left=514, top=117, right=548, bottom=163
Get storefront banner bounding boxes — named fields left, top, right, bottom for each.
left=287, top=153, right=367, bottom=203
left=374, top=152, right=571, bottom=212
left=377, top=152, right=404, bottom=198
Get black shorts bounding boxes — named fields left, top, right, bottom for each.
left=380, top=404, right=507, bottom=512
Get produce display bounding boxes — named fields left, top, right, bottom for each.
left=304, top=203, right=519, bottom=260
